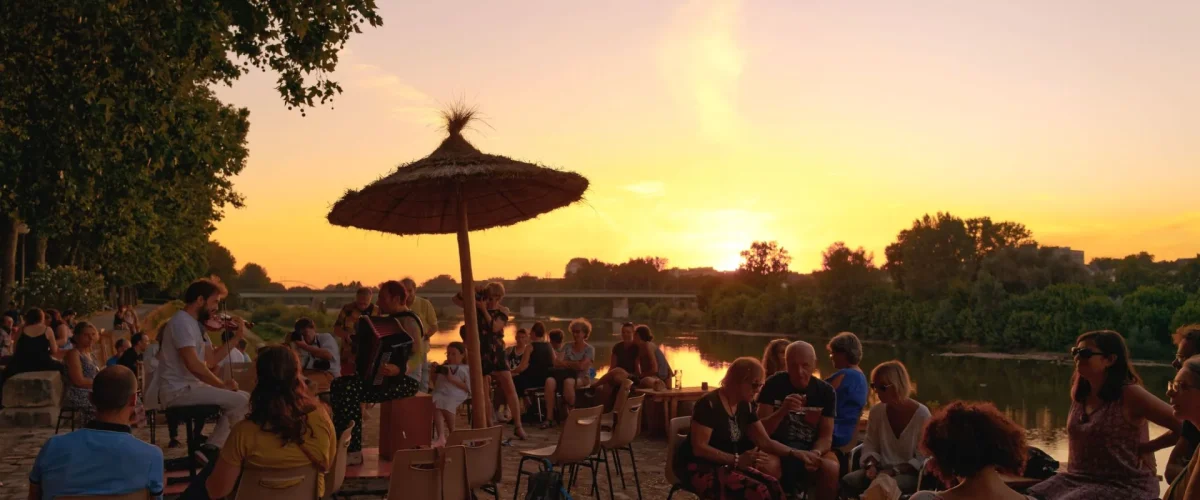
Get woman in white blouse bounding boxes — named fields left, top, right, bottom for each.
left=841, top=360, right=931, bottom=496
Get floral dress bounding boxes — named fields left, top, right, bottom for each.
left=64, top=351, right=99, bottom=423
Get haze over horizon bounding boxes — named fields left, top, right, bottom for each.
left=208, top=0, right=1200, bottom=287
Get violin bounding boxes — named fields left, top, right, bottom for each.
left=204, top=313, right=254, bottom=333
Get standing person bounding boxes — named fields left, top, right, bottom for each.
left=453, top=281, right=527, bottom=440
left=762, top=339, right=788, bottom=376
left=402, top=277, right=438, bottom=392
left=154, top=279, right=251, bottom=463
left=1168, top=324, right=1200, bottom=483
left=333, top=287, right=378, bottom=378
left=674, top=357, right=818, bottom=500
left=430, top=342, right=470, bottom=447
left=825, top=332, right=868, bottom=464
left=181, top=345, right=336, bottom=500
left=840, top=360, right=930, bottom=497
left=331, top=281, right=422, bottom=465
left=1028, top=330, right=1180, bottom=500
left=63, top=322, right=102, bottom=423
left=755, top=341, right=840, bottom=500
left=909, top=402, right=1036, bottom=500
left=28, top=366, right=164, bottom=499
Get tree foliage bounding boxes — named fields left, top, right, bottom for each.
left=738, top=241, right=791, bottom=289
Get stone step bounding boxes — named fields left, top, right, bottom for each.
left=0, top=406, right=62, bottom=428
left=2, top=371, right=64, bottom=408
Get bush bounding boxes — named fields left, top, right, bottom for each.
left=631, top=303, right=653, bottom=320
left=17, top=265, right=107, bottom=316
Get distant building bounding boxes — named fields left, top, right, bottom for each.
left=670, top=267, right=724, bottom=279
left=1045, top=246, right=1085, bottom=266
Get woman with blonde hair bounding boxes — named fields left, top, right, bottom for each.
left=841, top=360, right=930, bottom=497
left=674, top=357, right=821, bottom=499
left=762, top=339, right=788, bottom=376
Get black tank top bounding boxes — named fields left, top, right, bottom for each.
left=524, top=342, right=554, bottom=380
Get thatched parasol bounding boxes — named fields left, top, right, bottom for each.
left=328, top=106, right=589, bottom=428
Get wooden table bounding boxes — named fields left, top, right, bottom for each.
left=635, top=387, right=710, bottom=435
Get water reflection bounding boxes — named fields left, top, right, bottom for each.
left=430, top=320, right=1176, bottom=489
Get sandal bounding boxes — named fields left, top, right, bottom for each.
left=537, top=420, right=555, bottom=430
left=514, top=427, right=528, bottom=440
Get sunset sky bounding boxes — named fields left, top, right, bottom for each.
left=209, top=0, right=1200, bottom=287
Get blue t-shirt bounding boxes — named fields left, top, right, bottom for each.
left=30, top=421, right=165, bottom=499
left=827, top=367, right=868, bottom=447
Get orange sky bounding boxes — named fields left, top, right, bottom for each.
left=209, top=1, right=1200, bottom=287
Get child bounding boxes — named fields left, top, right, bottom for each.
left=431, top=342, right=471, bottom=447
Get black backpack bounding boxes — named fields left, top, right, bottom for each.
left=524, top=460, right=571, bottom=500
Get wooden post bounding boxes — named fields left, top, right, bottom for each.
left=456, top=191, right=489, bottom=429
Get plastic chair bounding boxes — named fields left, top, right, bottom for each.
left=323, top=421, right=354, bottom=500
left=513, top=405, right=604, bottom=500
left=59, top=490, right=149, bottom=500
left=598, top=394, right=645, bottom=500
left=447, top=425, right=504, bottom=498
left=234, top=464, right=320, bottom=500
left=665, top=416, right=692, bottom=500
left=386, top=445, right=470, bottom=500
left=600, top=378, right=634, bottom=430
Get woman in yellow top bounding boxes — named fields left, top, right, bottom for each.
left=182, top=345, right=336, bottom=499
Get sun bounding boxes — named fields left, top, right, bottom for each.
left=714, top=253, right=742, bottom=272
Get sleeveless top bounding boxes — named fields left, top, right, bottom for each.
left=506, top=344, right=526, bottom=371
left=11, top=326, right=54, bottom=372
left=828, top=368, right=869, bottom=447
left=652, top=343, right=671, bottom=380
left=611, top=342, right=640, bottom=373
left=524, top=342, right=554, bottom=381
left=65, top=351, right=99, bottom=407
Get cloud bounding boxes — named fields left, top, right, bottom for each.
left=660, top=0, right=745, bottom=142
left=623, top=181, right=666, bottom=197
left=341, top=57, right=434, bottom=124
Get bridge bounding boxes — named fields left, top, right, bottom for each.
left=238, top=290, right=698, bottom=319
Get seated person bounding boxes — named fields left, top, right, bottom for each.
left=29, top=366, right=164, bottom=499
left=156, top=279, right=250, bottom=462
left=0, top=308, right=63, bottom=402
left=216, top=330, right=251, bottom=371
left=106, top=338, right=130, bottom=367
left=841, top=360, right=930, bottom=496
left=506, top=328, right=530, bottom=373
left=431, top=342, right=470, bottom=446
left=1167, top=324, right=1200, bottom=485
left=182, top=345, right=336, bottom=500
left=909, top=402, right=1034, bottom=500
left=63, top=322, right=102, bottom=423
left=824, top=332, right=868, bottom=464
left=117, top=333, right=149, bottom=375
left=591, top=323, right=640, bottom=406
left=331, top=280, right=420, bottom=465
left=513, top=322, right=554, bottom=394
left=548, top=327, right=565, bottom=357
left=675, top=357, right=818, bottom=500
left=632, top=324, right=668, bottom=390
left=756, top=341, right=840, bottom=500
left=291, top=317, right=339, bottom=391
left=543, top=319, right=594, bottom=425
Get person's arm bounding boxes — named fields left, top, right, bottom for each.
left=639, top=344, right=658, bottom=379
left=1126, top=384, right=1181, bottom=453
left=296, top=339, right=334, bottom=361
left=1166, top=434, right=1196, bottom=483
left=45, top=329, right=58, bottom=357
left=445, top=370, right=469, bottom=392
left=65, top=350, right=93, bottom=389
left=860, top=406, right=881, bottom=468
left=205, top=457, right=241, bottom=498
left=608, top=344, right=619, bottom=371
left=27, top=483, right=40, bottom=500
left=178, top=346, right=229, bottom=388
left=513, top=345, right=533, bottom=375
left=689, top=420, right=739, bottom=466
left=747, top=420, right=806, bottom=462
left=756, top=388, right=801, bottom=435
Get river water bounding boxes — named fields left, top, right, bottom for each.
left=429, top=319, right=1177, bottom=490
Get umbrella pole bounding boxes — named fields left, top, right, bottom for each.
left=456, top=194, right=489, bottom=429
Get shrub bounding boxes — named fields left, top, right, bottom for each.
left=17, top=266, right=106, bottom=316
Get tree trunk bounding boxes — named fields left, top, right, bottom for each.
left=0, top=215, right=18, bottom=308
left=33, top=234, right=47, bottom=268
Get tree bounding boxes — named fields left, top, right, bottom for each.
left=238, top=263, right=274, bottom=291
left=0, top=0, right=383, bottom=304
left=980, top=244, right=1091, bottom=294
left=738, top=241, right=791, bottom=289
left=206, top=241, right=239, bottom=287
left=885, top=213, right=1030, bottom=300
left=421, top=275, right=460, bottom=291
left=815, top=242, right=885, bottom=332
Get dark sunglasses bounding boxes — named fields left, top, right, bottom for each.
left=1070, top=347, right=1105, bottom=359
left=870, top=383, right=892, bottom=392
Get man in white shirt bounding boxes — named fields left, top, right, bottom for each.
left=156, top=279, right=249, bottom=461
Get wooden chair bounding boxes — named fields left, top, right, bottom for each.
left=323, top=421, right=354, bottom=500
left=447, top=425, right=504, bottom=498
left=666, top=416, right=692, bottom=500
left=513, top=406, right=604, bottom=500
left=599, top=394, right=646, bottom=500
left=59, top=490, right=149, bottom=500
left=386, top=446, right=470, bottom=500
left=234, top=463, right=321, bottom=500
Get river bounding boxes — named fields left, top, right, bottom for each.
left=428, top=319, right=1177, bottom=490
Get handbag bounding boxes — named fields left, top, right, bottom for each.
left=863, top=473, right=901, bottom=500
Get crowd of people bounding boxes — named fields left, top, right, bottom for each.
left=12, top=277, right=1200, bottom=500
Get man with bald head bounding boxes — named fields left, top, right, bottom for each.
left=29, top=366, right=164, bottom=499
left=756, top=341, right=840, bottom=500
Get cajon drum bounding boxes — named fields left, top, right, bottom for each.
left=379, top=393, right=433, bottom=460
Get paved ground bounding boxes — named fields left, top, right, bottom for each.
left=0, top=406, right=681, bottom=500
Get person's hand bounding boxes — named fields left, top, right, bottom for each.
left=230, top=316, right=247, bottom=339
left=865, top=463, right=878, bottom=480
left=381, top=363, right=401, bottom=377
left=782, top=394, right=805, bottom=413
left=224, top=379, right=239, bottom=391
left=735, top=452, right=759, bottom=470
left=894, top=463, right=917, bottom=475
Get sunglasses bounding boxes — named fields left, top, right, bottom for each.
left=870, top=383, right=892, bottom=392
left=1070, top=347, right=1105, bottom=359
left=1170, top=381, right=1198, bottom=393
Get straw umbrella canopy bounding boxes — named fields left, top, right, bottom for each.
left=327, top=108, right=589, bottom=428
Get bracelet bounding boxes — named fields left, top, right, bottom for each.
left=732, top=453, right=739, bottom=467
